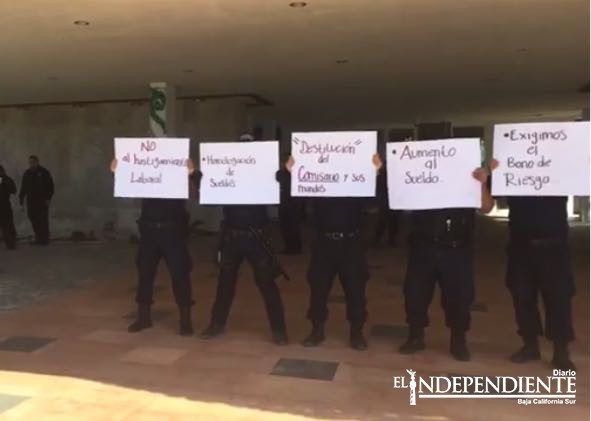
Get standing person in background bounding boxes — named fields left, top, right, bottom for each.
left=0, top=165, right=17, bottom=250
left=277, top=154, right=303, bottom=254
left=19, top=155, right=54, bottom=245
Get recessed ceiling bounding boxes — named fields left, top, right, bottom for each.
left=0, top=0, right=588, bottom=127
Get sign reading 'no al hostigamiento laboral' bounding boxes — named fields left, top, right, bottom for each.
left=387, top=138, right=482, bottom=210
left=492, top=121, right=590, bottom=196
left=114, top=137, right=190, bottom=199
left=291, top=131, right=377, bottom=197
left=199, top=141, right=280, bottom=205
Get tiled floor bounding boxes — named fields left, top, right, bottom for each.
left=0, top=217, right=588, bottom=420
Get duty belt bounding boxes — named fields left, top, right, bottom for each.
left=512, top=237, right=565, bottom=247
left=413, top=235, right=468, bottom=248
left=228, top=227, right=263, bottom=237
left=137, top=219, right=180, bottom=229
left=322, top=231, right=360, bottom=240
left=432, top=237, right=465, bottom=248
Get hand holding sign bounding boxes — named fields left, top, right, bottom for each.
left=187, top=159, right=195, bottom=175
left=372, top=154, right=384, bottom=171
left=472, top=167, right=489, bottom=184
left=285, top=155, right=295, bottom=172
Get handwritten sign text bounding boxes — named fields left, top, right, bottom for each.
left=199, top=141, right=279, bottom=204
left=291, top=131, right=377, bottom=197
left=387, top=138, right=482, bottom=209
left=492, top=122, right=590, bottom=196
left=114, top=137, right=189, bottom=199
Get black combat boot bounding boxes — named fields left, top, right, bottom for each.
left=551, top=341, right=576, bottom=371
left=272, top=330, right=289, bottom=346
left=128, top=304, right=153, bottom=333
left=302, top=323, right=325, bottom=347
left=510, top=337, right=541, bottom=363
left=450, top=330, right=471, bottom=362
left=399, top=326, right=425, bottom=354
left=350, top=324, right=368, bottom=351
left=199, top=323, right=225, bottom=339
left=178, top=306, right=194, bottom=336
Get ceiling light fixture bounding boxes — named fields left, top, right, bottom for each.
left=289, top=2, right=308, bottom=8
left=336, top=59, right=349, bottom=64
left=74, top=20, right=90, bottom=26
left=182, top=69, right=194, bottom=73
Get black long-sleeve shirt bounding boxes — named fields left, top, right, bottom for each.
left=0, top=174, right=16, bottom=205
left=140, top=199, right=188, bottom=223
left=19, top=166, right=54, bottom=205
left=223, top=205, right=268, bottom=229
left=310, top=197, right=368, bottom=233
left=276, top=168, right=295, bottom=204
left=507, top=196, right=568, bottom=240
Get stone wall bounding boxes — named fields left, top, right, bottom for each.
left=0, top=98, right=249, bottom=237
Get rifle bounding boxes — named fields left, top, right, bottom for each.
left=248, top=226, right=291, bottom=281
left=215, top=220, right=226, bottom=265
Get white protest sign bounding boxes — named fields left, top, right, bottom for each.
left=387, top=138, right=482, bottom=210
left=114, top=137, right=189, bottom=199
left=492, top=122, right=590, bottom=196
left=291, top=131, right=377, bottom=197
left=199, top=141, right=280, bottom=205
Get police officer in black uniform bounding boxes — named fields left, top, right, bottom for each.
left=19, top=155, right=54, bottom=245
left=200, top=134, right=288, bottom=345
left=110, top=158, right=195, bottom=336
left=0, top=166, right=17, bottom=250
left=286, top=154, right=382, bottom=351
left=490, top=160, right=576, bottom=370
left=277, top=159, right=303, bottom=254
left=399, top=167, right=493, bottom=361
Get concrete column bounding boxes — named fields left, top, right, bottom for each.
left=576, top=108, right=590, bottom=223
left=149, top=82, right=176, bottom=137
left=115, top=83, right=177, bottom=235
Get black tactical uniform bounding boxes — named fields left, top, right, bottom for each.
left=400, top=208, right=475, bottom=361
left=505, top=196, right=575, bottom=370
left=374, top=169, right=400, bottom=247
left=277, top=168, right=303, bottom=254
left=128, top=198, right=194, bottom=336
left=19, top=163, right=54, bottom=245
left=0, top=166, right=17, bottom=250
left=200, top=204, right=288, bottom=344
left=302, top=197, right=370, bottom=350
